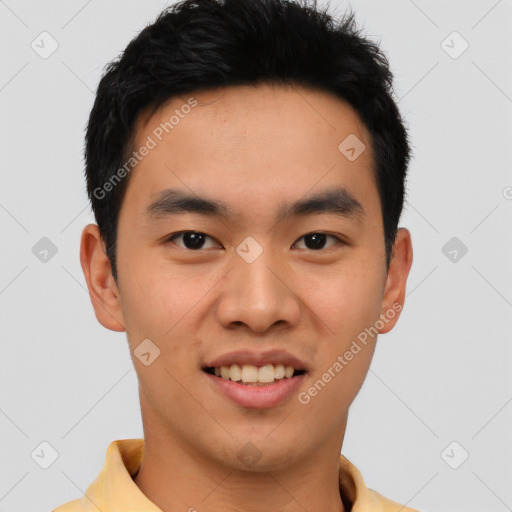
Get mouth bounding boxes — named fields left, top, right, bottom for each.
left=203, top=364, right=307, bottom=386
left=202, top=349, right=309, bottom=407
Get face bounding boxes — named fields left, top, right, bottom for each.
left=81, top=82, right=412, bottom=471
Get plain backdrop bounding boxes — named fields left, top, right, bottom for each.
left=0, top=1, right=511, bottom=511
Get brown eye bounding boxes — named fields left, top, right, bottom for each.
left=167, top=231, right=220, bottom=250
left=292, top=233, right=341, bottom=251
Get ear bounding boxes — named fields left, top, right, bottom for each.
left=378, top=227, right=413, bottom=334
left=80, top=224, right=126, bottom=332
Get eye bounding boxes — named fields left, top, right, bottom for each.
left=165, top=231, right=344, bottom=252
left=166, top=231, right=221, bottom=250
left=292, top=232, right=343, bottom=251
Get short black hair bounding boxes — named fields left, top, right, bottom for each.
left=85, top=0, right=411, bottom=282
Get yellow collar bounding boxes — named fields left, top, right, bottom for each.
left=54, top=438, right=419, bottom=512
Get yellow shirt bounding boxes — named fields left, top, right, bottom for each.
left=52, top=439, right=421, bottom=512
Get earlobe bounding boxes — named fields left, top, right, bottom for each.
left=378, top=227, right=413, bottom=334
left=80, top=224, right=126, bottom=332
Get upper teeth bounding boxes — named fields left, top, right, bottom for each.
left=214, top=364, right=296, bottom=383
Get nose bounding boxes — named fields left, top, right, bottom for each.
left=214, top=247, right=301, bottom=333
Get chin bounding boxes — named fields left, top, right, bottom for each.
left=218, top=432, right=309, bottom=473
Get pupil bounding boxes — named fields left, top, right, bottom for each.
left=305, top=233, right=326, bottom=250
left=184, top=232, right=205, bottom=250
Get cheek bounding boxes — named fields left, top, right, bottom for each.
left=296, top=267, right=382, bottom=418
left=117, top=253, right=208, bottom=356
left=117, top=263, right=206, bottom=407
left=299, top=261, right=384, bottom=345
left=117, top=244, right=178, bottom=327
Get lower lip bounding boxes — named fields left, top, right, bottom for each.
left=203, top=371, right=306, bottom=409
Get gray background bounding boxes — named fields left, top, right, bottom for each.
left=1, top=1, right=511, bottom=511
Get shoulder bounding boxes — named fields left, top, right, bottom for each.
left=369, top=488, right=423, bottom=512
left=51, top=498, right=88, bottom=512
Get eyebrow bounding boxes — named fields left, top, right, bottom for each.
left=145, top=186, right=365, bottom=224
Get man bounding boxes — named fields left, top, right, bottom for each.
left=54, top=0, right=418, bottom=510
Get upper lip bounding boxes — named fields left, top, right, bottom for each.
left=204, top=349, right=308, bottom=371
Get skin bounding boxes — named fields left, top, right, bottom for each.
left=80, top=82, right=413, bottom=512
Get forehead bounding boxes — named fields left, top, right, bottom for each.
left=135, top=82, right=371, bottom=154
left=124, top=82, right=379, bottom=224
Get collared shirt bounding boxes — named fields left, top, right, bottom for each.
left=52, top=439, right=421, bottom=512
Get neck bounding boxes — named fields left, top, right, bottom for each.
left=133, top=398, right=349, bottom=512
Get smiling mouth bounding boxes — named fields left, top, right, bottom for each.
left=203, top=364, right=306, bottom=386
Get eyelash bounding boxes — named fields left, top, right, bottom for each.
left=165, top=231, right=345, bottom=251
